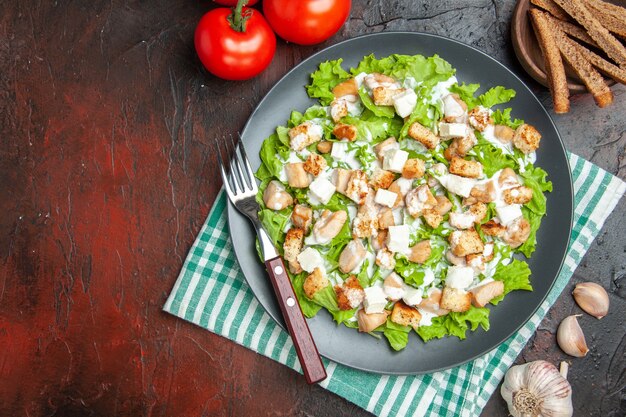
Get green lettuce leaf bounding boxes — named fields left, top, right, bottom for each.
left=342, top=111, right=402, bottom=143
left=306, top=59, right=351, bottom=105
left=471, top=133, right=517, bottom=177
left=417, top=306, right=490, bottom=342
left=517, top=166, right=552, bottom=257
left=351, top=54, right=455, bottom=88
left=257, top=132, right=289, bottom=180
left=289, top=106, right=329, bottom=127
left=492, top=108, right=524, bottom=129
left=383, top=320, right=411, bottom=351
left=400, top=97, right=440, bottom=137
left=449, top=82, right=480, bottom=109
left=258, top=208, right=292, bottom=247
left=490, top=259, right=533, bottom=305
left=394, top=256, right=426, bottom=287
left=357, top=87, right=396, bottom=118
left=478, top=86, right=516, bottom=108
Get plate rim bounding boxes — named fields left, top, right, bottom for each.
left=229, top=31, right=574, bottom=375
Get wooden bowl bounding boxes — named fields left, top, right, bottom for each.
left=511, top=0, right=616, bottom=93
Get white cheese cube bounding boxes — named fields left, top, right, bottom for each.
left=440, top=174, right=476, bottom=197
left=439, top=122, right=468, bottom=139
left=331, top=142, right=348, bottom=160
left=382, top=148, right=409, bottom=173
left=393, top=89, right=418, bottom=118
left=363, top=286, right=388, bottom=314
left=402, top=285, right=423, bottom=306
left=496, top=204, right=522, bottom=226
left=445, top=266, right=475, bottom=290
left=443, top=94, right=466, bottom=118
left=387, top=225, right=410, bottom=253
left=374, top=189, right=398, bottom=208
left=383, top=272, right=405, bottom=301
left=297, top=247, right=324, bottom=273
left=449, top=212, right=476, bottom=230
left=308, top=177, right=336, bottom=205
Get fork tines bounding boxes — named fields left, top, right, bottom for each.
left=213, top=135, right=257, bottom=199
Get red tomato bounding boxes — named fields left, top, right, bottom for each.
left=213, top=0, right=259, bottom=6
left=194, top=7, right=276, bottom=80
left=263, top=0, right=351, bottom=45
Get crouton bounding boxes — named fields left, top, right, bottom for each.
left=422, top=210, right=444, bottom=229
left=449, top=157, right=483, bottom=179
left=312, top=209, right=348, bottom=244
left=374, top=137, right=398, bottom=162
left=408, top=240, right=431, bottom=264
left=408, top=122, right=440, bottom=149
left=391, top=301, right=422, bottom=329
left=303, top=267, right=329, bottom=299
left=449, top=229, right=485, bottom=257
left=434, top=195, right=453, bottom=215
left=440, top=287, right=472, bottom=312
left=405, top=185, right=437, bottom=218
left=332, top=78, right=358, bottom=98
left=494, top=125, right=515, bottom=143
left=291, top=204, right=313, bottom=230
left=503, top=217, right=531, bottom=248
left=468, top=107, right=493, bottom=132
left=352, top=203, right=379, bottom=238
left=503, top=186, right=533, bottom=205
left=285, top=163, right=311, bottom=188
left=317, top=141, right=332, bottom=154
left=263, top=180, right=293, bottom=211
left=372, top=86, right=403, bottom=106
left=345, top=170, right=370, bottom=204
left=470, top=181, right=497, bottom=203
left=377, top=208, right=395, bottom=229
left=357, top=309, right=390, bottom=333
left=335, top=276, right=365, bottom=310
left=330, top=98, right=348, bottom=122
left=333, top=123, right=358, bottom=141
left=468, top=202, right=488, bottom=223
left=470, top=281, right=504, bottom=308
left=283, top=228, right=304, bottom=263
left=375, top=248, right=396, bottom=270
left=339, top=239, right=367, bottom=274
left=369, top=168, right=395, bottom=190
left=513, top=124, right=541, bottom=154
left=481, top=219, right=506, bottom=237
left=303, top=153, right=327, bottom=177
left=402, top=158, right=426, bottom=179
left=289, top=121, right=323, bottom=151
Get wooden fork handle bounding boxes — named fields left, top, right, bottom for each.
left=265, top=256, right=327, bottom=384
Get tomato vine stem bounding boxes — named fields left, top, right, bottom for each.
left=228, top=0, right=251, bottom=32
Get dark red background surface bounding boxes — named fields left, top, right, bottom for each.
left=1, top=1, right=624, bottom=416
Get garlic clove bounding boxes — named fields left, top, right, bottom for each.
left=572, top=282, right=609, bottom=319
left=557, top=315, right=589, bottom=358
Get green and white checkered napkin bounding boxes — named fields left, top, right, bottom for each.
left=164, top=153, right=625, bottom=417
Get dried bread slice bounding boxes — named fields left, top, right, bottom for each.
left=554, top=18, right=597, bottom=47
left=551, top=21, right=614, bottom=107
left=553, top=0, right=626, bottom=68
left=568, top=39, right=626, bottom=85
left=530, top=8, right=570, bottom=113
left=530, top=0, right=570, bottom=21
left=585, top=0, right=626, bottom=24
left=585, top=0, right=626, bottom=39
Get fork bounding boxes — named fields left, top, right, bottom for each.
left=214, top=135, right=327, bottom=385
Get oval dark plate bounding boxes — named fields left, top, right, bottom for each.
left=228, top=32, right=573, bottom=375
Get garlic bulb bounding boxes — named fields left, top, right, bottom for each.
left=501, top=360, right=573, bottom=417
left=572, top=282, right=609, bottom=319
left=557, top=315, right=589, bottom=357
